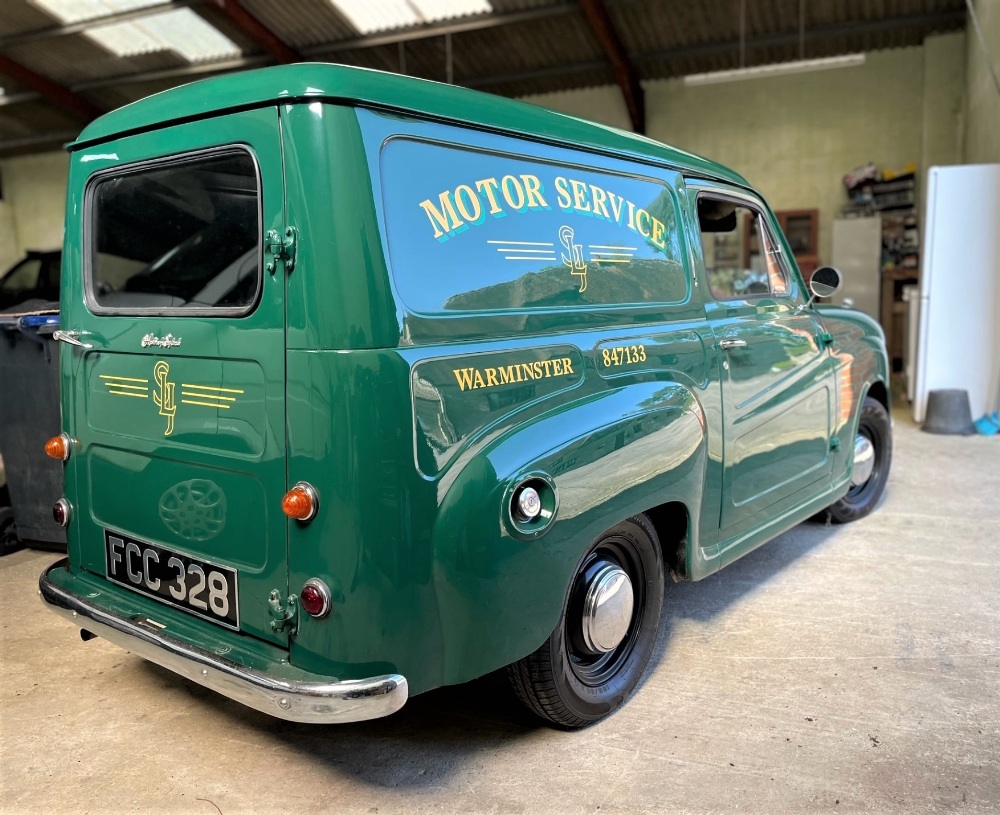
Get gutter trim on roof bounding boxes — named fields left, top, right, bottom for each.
left=67, top=92, right=751, bottom=192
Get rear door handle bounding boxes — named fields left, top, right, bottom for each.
left=53, top=330, right=93, bottom=349
left=719, top=338, right=748, bottom=350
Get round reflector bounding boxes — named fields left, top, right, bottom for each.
left=282, top=482, right=318, bottom=521
left=299, top=578, right=332, bottom=618
left=45, top=433, right=71, bottom=461
left=53, top=498, right=71, bottom=527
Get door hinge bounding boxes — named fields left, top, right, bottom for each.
left=268, top=589, right=298, bottom=636
left=830, top=437, right=841, bottom=451
left=817, top=331, right=834, bottom=347
left=265, top=226, right=297, bottom=274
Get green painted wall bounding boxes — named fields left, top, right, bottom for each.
left=524, top=37, right=967, bottom=267
left=964, top=0, right=1000, bottom=165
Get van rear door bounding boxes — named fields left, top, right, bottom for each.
left=60, top=109, right=290, bottom=647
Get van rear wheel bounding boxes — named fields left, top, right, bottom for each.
left=507, top=514, right=664, bottom=729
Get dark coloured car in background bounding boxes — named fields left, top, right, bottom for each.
left=0, top=250, right=62, bottom=312
left=1, top=251, right=64, bottom=553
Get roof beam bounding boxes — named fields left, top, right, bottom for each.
left=72, top=55, right=268, bottom=92
left=467, top=8, right=966, bottom=89
left=0, top=8, right=967, bottom=112
left=0, top=130, right=80, bottom=156
left=634, top=8, right=966, bottom=66
left=0, top=54, right=102, bottom=121
left=2, top=4, right=582, bottom=96
left=464, top=58, right=608, bottom=90
left=578, top=0, right=644, bottom=133
left=207, top=0, right=301, bottom=63
left=301, top=4, right=579, bottom=56
left=0, top=1, right=577, bottom=56
left=0, top=1, right=201, bottom=51
left=0, top=91, right=40, bottom=107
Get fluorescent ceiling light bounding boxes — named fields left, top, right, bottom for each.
left=684, top=53, right=866, bottom=86
left=329, top=0, right=492, bottom=35
left=31, top=0, right=240, bottom=63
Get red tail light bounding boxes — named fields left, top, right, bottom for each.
left=53, top=499, right=71, bottom=527
left=299, top=579, right=331, bottom=618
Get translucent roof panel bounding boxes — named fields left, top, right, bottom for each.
left=87, top=9, right=242, bottom=62
left=30, top=0, right=165, bottom=25
left=30, top=1, right=241, bottom=63
left=330, top=0, right=492, bottom=35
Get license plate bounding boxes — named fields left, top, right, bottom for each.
left=104, top=530, right=239, bottom=630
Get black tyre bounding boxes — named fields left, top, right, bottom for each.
left=828, top=396, right=892, bottom=524
left=507, top=514, right=665, bottom=728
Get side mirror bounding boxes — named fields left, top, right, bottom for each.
left=809, top=266, right=842, bottom=300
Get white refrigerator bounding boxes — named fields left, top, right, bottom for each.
left=913, top=164, right=1000, bottom=423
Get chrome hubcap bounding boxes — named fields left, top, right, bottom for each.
left=580, top=564, right=634, bottom=653
left=851, top=434, right=875, bottom=487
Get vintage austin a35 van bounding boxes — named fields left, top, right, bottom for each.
left=39, top=64, right=891, bottom=729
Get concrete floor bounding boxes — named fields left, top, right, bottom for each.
left=2, top=414, right=998, bottom=814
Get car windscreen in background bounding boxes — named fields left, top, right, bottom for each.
left=380, top=138, right=688, bottom=314
left=87, top=150, right=260, bottom=315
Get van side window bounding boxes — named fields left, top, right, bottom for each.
left=381, top=139, right=688, bottom=313
left=698, top=197, right=788, bottom=300
left=87, top=150, right=260, bottom=314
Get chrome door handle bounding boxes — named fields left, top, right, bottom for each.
left=53, top=330, right=93, bottom=349
left=719, top=338, right=748, bottom=350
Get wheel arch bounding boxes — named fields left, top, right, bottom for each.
left=426, top=379, right=708, bottom=690
left=864, top=378, right=890, bottom=414
left=644, top=500, right=692, bottom=581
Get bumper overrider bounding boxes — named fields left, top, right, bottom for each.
left=38, top=559, right=408, bottom=724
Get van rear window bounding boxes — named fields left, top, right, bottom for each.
left=381, top=139, right=687, bottom=314
left=87, top=150, right=260, bottom=315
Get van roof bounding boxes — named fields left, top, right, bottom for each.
left=71, top=63, right=749, bottom=188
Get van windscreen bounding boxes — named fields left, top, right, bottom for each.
left=87, top=150, right=260, bottom=315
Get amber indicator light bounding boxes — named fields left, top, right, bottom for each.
left=282, top=482, right=318, bottom=521
left=44, top=434, right=71, bottom=461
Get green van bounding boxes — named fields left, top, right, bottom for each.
left=39, top=64, right=891, bottom=729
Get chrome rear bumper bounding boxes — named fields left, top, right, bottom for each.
left=39, top=559, right=407, bottom=724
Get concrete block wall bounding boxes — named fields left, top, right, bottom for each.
left=0, top=202, right=18, bottom=271
left=964, top=0, right=1000, bottom=165
left=962, top=0, right=1000, bottom=414
left=0, top=151, right=69, bottom=272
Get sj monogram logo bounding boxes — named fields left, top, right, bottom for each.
left=152, top=361, right=177, bottom=436
left=559, top=225, right=588, bottom=293
left=99, top=362, right=244, bottom=436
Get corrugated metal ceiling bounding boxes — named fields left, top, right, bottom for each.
left=0, top=0, right=967, bottom=155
